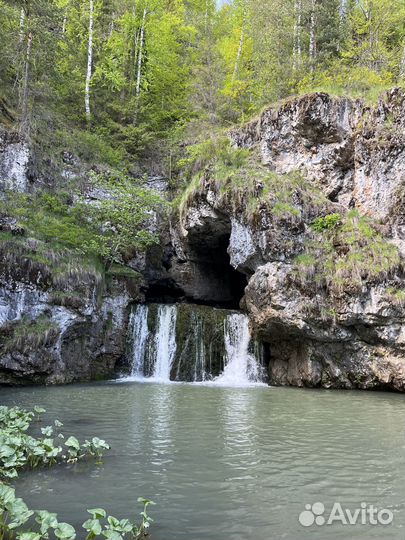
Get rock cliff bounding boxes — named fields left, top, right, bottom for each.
left=2, top=90, right=405, bottom=390
left=0, top=129, right=143, bottom=384
left=174, top=89, right=405, bottom=391
left=0, top=241, right=141, bottom=384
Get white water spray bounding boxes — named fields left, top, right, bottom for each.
left=152, top=305, right=177, bottom=381
left=123, top=304, right=264, bottom=386
left=214, top=313, right=264, bottom=386
left=129, top=304, right=150, bottom=378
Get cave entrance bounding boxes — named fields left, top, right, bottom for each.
left=144, top=213, right=249, bottom=309
left=181, top=214, right=248, bottom=309
left=193, top=232, right=247, bottom=309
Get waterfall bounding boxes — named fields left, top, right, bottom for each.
left=126, top=304, right=177, bottom=382
left=214, top=313, right=264, bottom=386
left=192, top=314, right=207, bottom=382
left=129, top=304, right=149, bottom=378
left=152, top=305, right=177, bottom=381
left=123, top=303, right=265, bottom=386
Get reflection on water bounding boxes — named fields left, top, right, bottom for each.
left=1, top=382, right=404, bottom=540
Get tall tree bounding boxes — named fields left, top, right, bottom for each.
left=85, top=0, right=94, bottom=120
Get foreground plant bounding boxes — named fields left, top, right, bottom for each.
left=0, top=484, right=154, bottom=540
left=0, top=407, right=154, bottom=540
left=0, top=406, right=110, bottom=478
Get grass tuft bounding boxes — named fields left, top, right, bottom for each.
left=176, top=136, right=329, bottom=226
left=295, top=209, right=401, bottom=295
left=1, top=315, right=60, bottom=354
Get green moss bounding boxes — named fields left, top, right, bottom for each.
left=172, top=304, right=230, bottom=380
left=385, top=287, right=405, bottom=305
left=2, top=315, right=60, bottom=354
left=0, top=232, right=104, bottom=296
left=106, top=264, right=142, bottom=280
left=56, top=127, right=126, bottom=169
left=296, top=253, right=317, bottom=267
left=177, top=136, right=327, bottom=224
left=311, top=213, right=342, bottom=233
left=295, top=210, right=401, bottom=294
left=273, top=201, right=301, bottom=218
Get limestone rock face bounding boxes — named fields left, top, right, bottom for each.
left=0, top=261, right=140, bottom=384
left=2, top=90, right=405, bottom=390
left=0, top=129, right=146, bottom=385
left=0, top=133, right=143, bottom=384
left=0, top=270, right=140, bottom=385
left=0, top=127, right=30, bottom=192
left=175, top=89, right=405, bottom=391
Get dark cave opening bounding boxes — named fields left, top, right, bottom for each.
left=145, top=281, right=185, bottom=304
left=203, top=232, right=248, bottom=309
left=144, top=215, right=249, bottom=309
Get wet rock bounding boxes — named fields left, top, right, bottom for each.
left=0, top=270, right=142, bottom=385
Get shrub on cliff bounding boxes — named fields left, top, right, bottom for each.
left=1, top=315, right=60, bottom=355
left=177, top=136, right=329, bottom=224
left=0, top=173, right=166, bottom=270
left=295, top=209, right=401, bottom=294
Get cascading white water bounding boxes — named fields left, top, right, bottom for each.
left=123, top=303, right=265, bottom=386
left=152, top=305, right=177, bottom=381
left=129, top=304, right=150, bottom=378
left=125, top=304, right=177, bottom=382
left=193, top=315, right=207, bottom=382
left=214, top=313, right=264, bottom=386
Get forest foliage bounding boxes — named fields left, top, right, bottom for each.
left=1, top=0, right=405, bottom=272
left=1, top=0, right=405, bottom=164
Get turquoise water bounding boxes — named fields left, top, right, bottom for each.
left=1, top=382, right=404, bottom=539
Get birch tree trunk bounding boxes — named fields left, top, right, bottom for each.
left=339, top=0, right=348, bottom=19
left=108, top=13, right=115, bottom=40
left=131, top=27, right=140, bottom=92
left=135, top=7, right=147, bottom=99
left=19, top=8, right=25, bottom=44
left=134, top=7, right=147, bottom=122
left=309, top=0, right=317, bottom=71
left=232, top=27, right=244, bottom=84
left=293, top=0, right=302, bottom=70
left=62, top=14, right=67, bottom=34
left=131, top=0, right=139, bottom=91
left=21, top=32, right=33, bottom=129
left=85, top=0, right=94, bottom=122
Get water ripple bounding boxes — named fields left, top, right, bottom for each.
left=1, top=383, right=404, bottom=540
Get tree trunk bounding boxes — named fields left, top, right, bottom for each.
left=19, top=8, right=25, bottom=44
left=21, top=32, right=32, bottom=129
left=62, top=11, right=67, bottom=34
left=134, top=7, right=147, bottom=122
left=131, top=5, right=140, bottom=92
left=135, top=7, right=147, bottom=99
left=85, top=0, right=94, bottom=122
left=339, top=0, right=348, bottom=19
left=232, top=27, right=244, bottom=84
left=130, top=0, right=138, bottom=89
left=108, top=13, right=115, bottom=40
left=293, top=0, right=302, bottom=69
left=309, top=0, right=317, bottom=71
